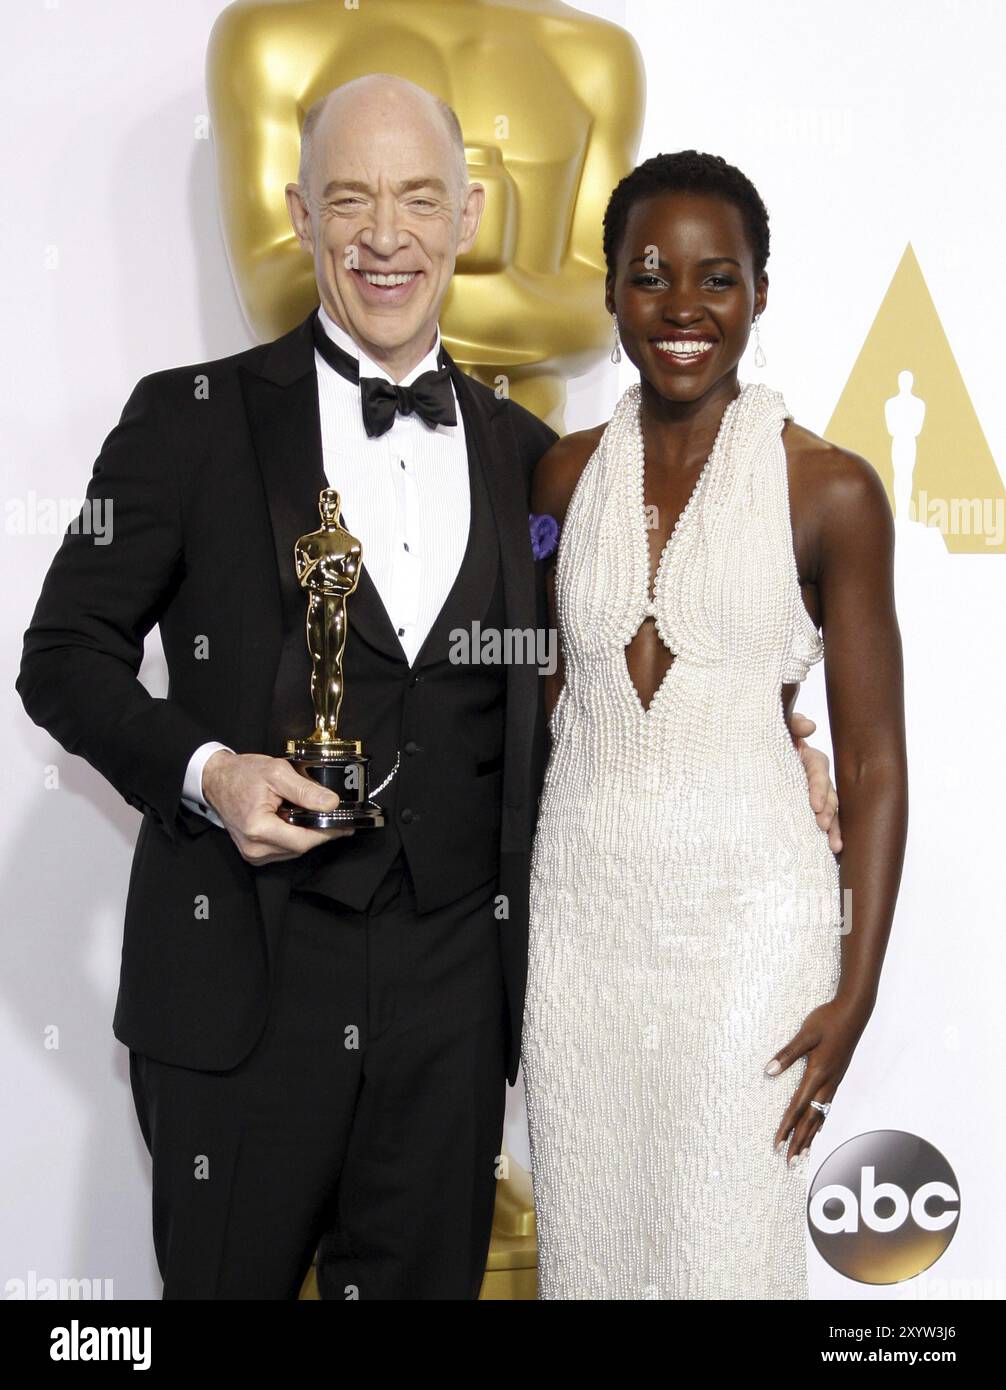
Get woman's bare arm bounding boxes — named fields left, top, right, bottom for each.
left=817, top=448, right=909, bottom=1014
left=769, top=443, right=908, bottom=1162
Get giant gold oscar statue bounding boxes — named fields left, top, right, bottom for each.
left=206, top=0, right=644, bottom=1297
left=206, top=0, right=644, bottom=434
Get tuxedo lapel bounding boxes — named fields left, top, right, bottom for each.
left=449, top=364, right=536, bottom=630
left=447, top=363, right=539, bottom=836
left=239, top=313, right=404, bottom=665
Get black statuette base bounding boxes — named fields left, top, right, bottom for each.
left=277, top=750, right=385, bottom=830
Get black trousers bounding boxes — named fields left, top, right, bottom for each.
left=128, top=850, right=508, bottom=1299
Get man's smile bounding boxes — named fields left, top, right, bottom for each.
left=350, top=266, right=424, bottom=305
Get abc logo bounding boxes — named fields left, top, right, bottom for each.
left=807, top=1130, right=959, bottom=1284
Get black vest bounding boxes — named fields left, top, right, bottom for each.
left=267, top=421, right=507, bottom=914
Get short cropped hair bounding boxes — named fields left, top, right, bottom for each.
left=602, top=150, right=770, bottom=281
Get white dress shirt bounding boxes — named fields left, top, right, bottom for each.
left=181, top=305, right=470, bottom=826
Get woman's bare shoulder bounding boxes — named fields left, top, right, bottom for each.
left=530, top=422, right=608, bottom=525
left=781, top=418, right=890, bottom=516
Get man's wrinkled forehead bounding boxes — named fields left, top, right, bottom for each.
left=317, top=172, right=452, bottom=200
left=306, top=87, right=466, bottom=197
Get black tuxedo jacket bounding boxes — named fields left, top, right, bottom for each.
left=16, top=312, right=558, bottom=1084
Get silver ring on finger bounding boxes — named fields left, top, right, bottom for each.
left=809, top=1099, right=831, bottom=1118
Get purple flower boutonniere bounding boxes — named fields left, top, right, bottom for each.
left=529, top=511, right=559, bottom=561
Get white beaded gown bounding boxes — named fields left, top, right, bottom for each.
left=521, top=380, right=843, bottom=1300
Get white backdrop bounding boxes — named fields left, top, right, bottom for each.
left=3, top=0, right=1003, bottom=1300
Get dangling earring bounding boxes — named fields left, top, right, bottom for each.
left=610, top=317, right=622, bottom=364
left=752, top=313, right=766, bottom=369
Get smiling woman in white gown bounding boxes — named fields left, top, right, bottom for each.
left=520, top=151, right=907, bottom=1301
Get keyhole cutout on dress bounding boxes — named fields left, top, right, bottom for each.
left=624, top=458, right=708, bottom=714
left=624, top=613, right=676, bottom=714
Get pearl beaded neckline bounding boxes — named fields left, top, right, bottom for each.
left=628, top=385, right=746, bottom=713
left=635, top=384, right=744, bottom=615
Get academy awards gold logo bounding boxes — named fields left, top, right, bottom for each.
left=807, top=1130, right=959, bottom=1284
left=826, top=244, right=1004, bottom=552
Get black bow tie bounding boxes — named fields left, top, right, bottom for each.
left=311, top=311, right=457, bottom=438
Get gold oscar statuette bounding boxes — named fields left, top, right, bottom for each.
left=278, top=487, right=385, bottom=830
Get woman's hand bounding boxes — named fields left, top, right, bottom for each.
left=788, top=710, right=843, bottom=852
left=765, top=995, right=873, bottom=1165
